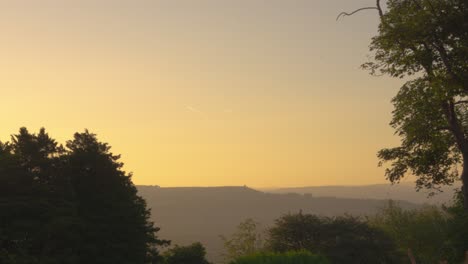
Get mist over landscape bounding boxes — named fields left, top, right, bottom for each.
left=263, top=182, right=459, bottom=204
left=137, top=184, right=455, bottom=262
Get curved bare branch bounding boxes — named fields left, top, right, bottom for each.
left=337, top=0, right=383, bottom=21
left=336, top=7, right=378, bottom=21
left=376, top=0, right=384, bottom=18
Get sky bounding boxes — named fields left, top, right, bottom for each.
left=0, top=0, right=408, bottom=187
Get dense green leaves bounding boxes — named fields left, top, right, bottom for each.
left=377, top=79, right=461, bottom=189
left=163, top=243, right=211, bottom=264
left=370, top=201, right=451, bottom=263
left=365, top=0, right=468, bottom=200
left=370, top=197, right=468, bottom=263
left=267, top=212, right=401, bottom=264
left=365, top=0, right=468, bottom=81
left=0, top=128, right=168, bottom=264
left=442, top=192, right=468, bottom=262
left=224, top=198, right=468, bottom=263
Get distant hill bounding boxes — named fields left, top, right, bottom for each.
left=137, top=186, right=419, bottom=263
left=264, top=182, right=460, bottom=205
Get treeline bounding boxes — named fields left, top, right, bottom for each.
left=0, top=128, right=169, bottom=263
left=220, top=198, right=468, bottom=264
left=1, top=128, right=467, bottom=264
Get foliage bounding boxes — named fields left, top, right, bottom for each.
left=221, top=219, right=265, bottom=261
left=363, top=0, right=468, bottom=206
left=0, top=128, right=169, bottom=264
left=228, top=251, right=329, bottom=264
left=267, top=212, right=401, bottom=264
left=370, top=197, right=468, bottom=263
left=443, top=192, right=468, bottom=262
left=370, top=201, right=452, bottom=263
left=163, top=242, right=210, bottom=264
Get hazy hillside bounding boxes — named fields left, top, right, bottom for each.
left=137, top=186, right=419, bottom=263
left=264, top=183, right=460, bottom=205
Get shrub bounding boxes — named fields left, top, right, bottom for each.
left=267, top=212, right=401, bottom=263
left=164, top=242, right=210, bottom=264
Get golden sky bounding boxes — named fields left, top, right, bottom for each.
left=0, top=0, right=406, bottom=187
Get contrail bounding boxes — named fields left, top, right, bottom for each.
left=186, top=106, right=207, bottom=118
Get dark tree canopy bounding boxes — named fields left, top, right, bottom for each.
left=343, top=0, right=468, bottom=208
left=163, top=242, right=211, bottom=264
left=267, top=212, right=401, bottom=264
left=0, top=128, right=169, bottom=264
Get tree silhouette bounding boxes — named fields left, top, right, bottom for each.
left=267, top=212, right=401, bottom=263
left=342, top=0, right=468, bottom=209
left=0, top=128, right=169, bottom=263
left=163, top=242, right=211, bottom=264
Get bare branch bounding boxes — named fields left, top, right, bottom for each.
left=376, top=0, right=384, bottom=18
left=337, top=0, right=384, bottom=21
left=336, top=7, right=378, bottom=21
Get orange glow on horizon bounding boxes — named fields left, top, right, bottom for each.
left=0, top=0, right=404, bottom=187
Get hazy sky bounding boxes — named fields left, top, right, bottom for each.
left=0, top=0, right=407, bottom=187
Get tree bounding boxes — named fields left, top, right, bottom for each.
left=163, top=242, right=211, bottom=264
left=0, top=128, right=82, bottom=264
left=370, top=196, right=468, bottom=263
left=341, top=0, right=468, bottom=208
left=443, top=192, right=468, bottom=262
left=370, top=201, right=452, bottom=263
left=65, top=130, right=169, bottom=263
left=0, top=128, right=168, bottom=263
left=267, top=212, right=401, bottom=264
left=221, top=219, right=265, bottom=261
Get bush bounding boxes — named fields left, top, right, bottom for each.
left=267, top=212, right=401, bottom=263
left=164, top=242, right=210, bottom=264
left=370, top=198, right=468, bottom=263
left=370, top=201, right=451, bottom=263
left=229, top=251, right=330, bottom=264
